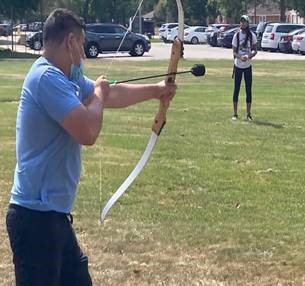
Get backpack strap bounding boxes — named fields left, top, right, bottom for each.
left=249, top=31, right=253, bottom=49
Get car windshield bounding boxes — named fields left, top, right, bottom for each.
left=206, top=26, right=214, bottom=31
left=264, top=25, right=274, bottom=33
left=171, top=25, right=189, bottom=31
left=256, top=22, right=267, bottom=32
left=196, top=27, right=206, bottom=32
left=219, top=25, right=235, bottom=32
left=289, top=28, right=305, bottom=35
left=168, top=24, right=178, bottom=29
left=299, top=31, right=305, bottom=37
left=225, top=27, right=238, bottom=34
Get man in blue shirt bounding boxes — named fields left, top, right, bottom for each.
left=6, top=8, right=176, bottom=286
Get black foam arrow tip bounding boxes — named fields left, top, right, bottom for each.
left=191, top=64, right=205, bottom=77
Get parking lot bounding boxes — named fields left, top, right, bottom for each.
left=147, top=42, right=305, bottom=61
left=1, top=36, right=305, bottom=61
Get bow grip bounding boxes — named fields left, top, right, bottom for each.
left=152, top=39, right=182, bottom=135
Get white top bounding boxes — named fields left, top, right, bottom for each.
left=232, top=30, right=257, bottom=69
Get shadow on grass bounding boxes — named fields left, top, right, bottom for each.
left=0, top=48, right=39, bottom=59
left=0, top=99, right=19, bottom=103
left=252, top=119, right=283, bottom=129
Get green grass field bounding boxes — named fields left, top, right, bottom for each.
left=1, top=57, right=305, bottom=285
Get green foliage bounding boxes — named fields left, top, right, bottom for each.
left=0, top=0, right=40, bottom=20
left=156, top=0, right=217, bottom=25
left=1, top=0, right=304, bottom=28
left=290, top=0, right=305, bottom=17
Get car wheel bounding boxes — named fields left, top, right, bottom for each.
left=85, top=43, right=99, bottom=58
left=191, top=37, right=199, bottom=44
left=33, top=40, right=42, bottom=51
left=130, top=41, right=145, bottom=56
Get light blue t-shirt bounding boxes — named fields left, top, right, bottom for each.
left=10, top=57, right=94, bottom=213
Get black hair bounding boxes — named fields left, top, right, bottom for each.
left=242, top=26, right=252, bottom=48
left=43, top=8, right=85, bottom=44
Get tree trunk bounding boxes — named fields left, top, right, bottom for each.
left=82, top=0, right=90, bottom=22
left=279, top=0, right=286, bottom=22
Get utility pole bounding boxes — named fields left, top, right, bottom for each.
left=40, top=0, right=44, bottom=28
left=139, top=5, right=142, bottom=34
left=254, top=0, right=257, bottom=24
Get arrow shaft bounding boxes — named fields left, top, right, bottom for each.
left=114, top=70, right=190, bottom=84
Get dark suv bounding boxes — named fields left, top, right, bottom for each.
left=0, top=24, right=12, bottom=36
left=256, top=21, right=270, bottom=50
left=25, top=31, right=43, bottom=50
left=85, top=23, right=151, bottom=58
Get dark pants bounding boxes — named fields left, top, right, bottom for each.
left=233, top=65, right=252, bottom=103
left=6, top=204, right=92, bottom=286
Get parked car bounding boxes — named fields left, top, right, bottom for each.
left=291, top=31, right=305, bottom=54
left=209, top=24, right=238, bottom=47
left=217, top=27, right=238, bottom=48
left=217, top=25, right=257, bottom=48
left=13, top=24, right=28, bottom=32
left=205, top=24, right=224, bottom=35
left=208, top=24, right=229, bottom=47
left=261, top=23, right=305, bottom=51
left=158, top=23, right=178, bottom=43
left=299, top=36, right=305, bottom=55
left=183, top=26, right=207, bottom=44
left=0, top=24, right=12, bottom=36
left=256, top=21, right=271, bottom=50
left=25, top=31, right=43, bottom=50
left=85, top=23, right=151, bottom=58
left=279, top=27, right=305, bottom=53
left=166, top=24, right=189, bottom=42
left=28, top=22, right=44, bottom=32
left=205, top=24, right=224, bottom=45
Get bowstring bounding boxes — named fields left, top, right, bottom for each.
left=104, top=0, right=145, bottom=76
left=99, top=0, right=145, bottom=218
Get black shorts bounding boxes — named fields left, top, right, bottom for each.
left=6, top=204, right=92, bottom=286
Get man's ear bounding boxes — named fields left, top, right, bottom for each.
left=65, top=32, right=75, bottom=52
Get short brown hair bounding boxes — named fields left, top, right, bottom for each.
left=43, top=8, right=85, bottom=44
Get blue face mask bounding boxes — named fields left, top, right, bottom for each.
left=70, top=58, right=85, bottom=83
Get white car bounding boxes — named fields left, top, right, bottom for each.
left=166, top=24, right=189, bottom=42
left=261, top=23, right=305, bottom=51
left=158, top=23, right=178, bottom=43
left=291, top=31, right=305, bottom=54
left=184, top=26, right=207, bottom=44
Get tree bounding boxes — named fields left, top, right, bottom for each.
left=216, top=0, right=245, bottom=23
left=289, top=0, right=305, bottom=17
left=185, top=0, right=209, bottom=25
left=0, top=0, right=40, bottom=20
left=206, top=0, right=220, bottom=23
left=278, top=0, right=287, bottom=21
left=154, top=0, right=218, bottom=25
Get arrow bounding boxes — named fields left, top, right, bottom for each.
left=109, top=64, right=205, bottom=84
